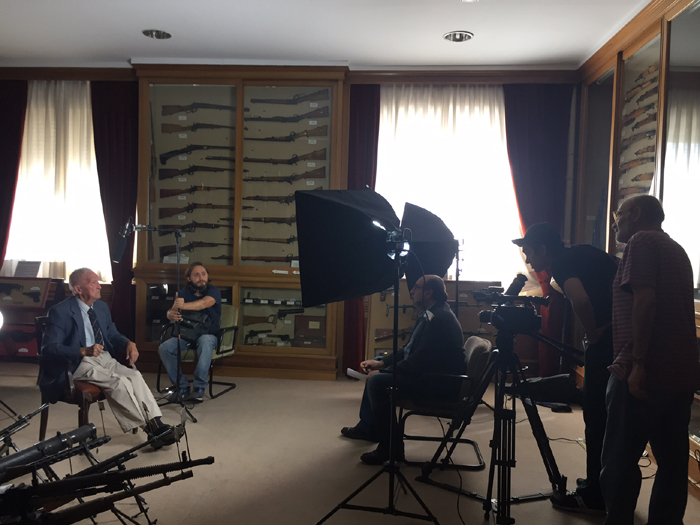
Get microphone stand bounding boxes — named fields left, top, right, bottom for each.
left=112, top=221, right=196, bottom=424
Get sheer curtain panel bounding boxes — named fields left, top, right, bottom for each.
left=375, top=84, right=527, bottom=284
left=3, top=81, right=113, bottom=281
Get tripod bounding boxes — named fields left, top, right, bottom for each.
left=316, top=267, right=440, bottom=524
left=418, top=327, right=570, bottom=524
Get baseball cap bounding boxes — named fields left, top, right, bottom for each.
left=512, top=222, right=563, bottom=249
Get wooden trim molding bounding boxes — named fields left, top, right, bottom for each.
left=133, top=64, right=347, bottom=82
left=0, top=67, right=136, bottom=81
left=579, top=0, right=694, bottom=85
left=347, top=69, right=579, bottom=85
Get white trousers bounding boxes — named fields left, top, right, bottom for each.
left=73, top=353, right=162, bottom=432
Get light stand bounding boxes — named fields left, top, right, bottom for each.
left=316, top=236, right=440, bottom=525
left=294, top=189, right=458, bottom=525
left=111, top=219, right=196, bottom=424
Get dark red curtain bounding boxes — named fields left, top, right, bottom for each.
left=91, top=81, right=139, bottom=339
left=0, top=81, right=28, bottom=265
left=343, top=84, right=381, bottom=375
left=503, top=84, right=574, bottom=376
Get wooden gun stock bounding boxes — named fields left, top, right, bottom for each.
left=161, top=122, right=236, bottom=134
left=244, top=106, right=329, bottom=123
left=160, top=145, right=236, bottom=166
left=159, top=203, right=236, bottom=219
left=241, top=215, right=297, bottom=225
left=161, top=103, right=238, bottom=116
left=242, top=167, right=326, bottom=184
left=243, top=148, right=326, bottom=165
left=250, top=89, right=329, bottom=105
left=242, top=236, right=298, bottom=244
left=241, top=254, right=298, bottom=263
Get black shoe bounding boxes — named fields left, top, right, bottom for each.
left=187, top=387, right=205, bottom=403
left=550, top=490, right=606, bottom=515
left=146, top=418, right=178, bottom=448
left=167, top=387, right=190, bottom=404
left=360, top=443, right=404, bottom=465
left=341, top=425, right=380, bottom=442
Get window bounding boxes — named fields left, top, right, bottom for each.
left=375, top=84, right=528, bottom=284
left=2, top=81, right=113, bottom=282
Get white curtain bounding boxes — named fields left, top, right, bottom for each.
left=375, top=84, right=528, bottom=284
left=3, top=81, right=113, bottom=282
left=662, top=86, right=700, bottom=286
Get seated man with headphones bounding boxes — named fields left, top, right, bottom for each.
left=158, top=262, right=221, bottom=403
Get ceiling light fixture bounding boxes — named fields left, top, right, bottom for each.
left=443, top=30, right=474, bottom=43
left=142, top=29, right=172, bottom=40
left=460, top=0, right=480, bottom=3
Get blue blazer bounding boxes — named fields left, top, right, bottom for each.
left=40, top=296, right=129, bottom=402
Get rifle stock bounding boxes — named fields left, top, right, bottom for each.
left=160, top=242, right=233, bottom=258
left=159, top=185, right=234, bottom=197
left=243, top=148, right=326, bottom=165
left=245, top=124, right=328, bottom=142
left=160, top=144, right=236, bottom=166
left=242, top=236, right=298, bottom=244
left=161, top=102, right=237, bottom=116
left=241, top=215, right=297, bottom=225
left=244, top=106, right=329, bottom=123
left=161, top=122, right=236, bottom=133
left=241, top=254, right=298, bottom=263
left=242, top=166, right=325, bottom=184
left=159, top=165, right=233, bottom=180
left=250, top=89, right=329, bottom=105
left=158, top=221, right=225, bottom=235
left=159, top=203, right=236, bottom=219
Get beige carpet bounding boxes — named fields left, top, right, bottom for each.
left=1, top=361, right=699, bottom=525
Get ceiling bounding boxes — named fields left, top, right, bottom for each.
left=0, top=0, right=651, bottom=70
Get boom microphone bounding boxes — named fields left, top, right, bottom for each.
left=111, top=217, right=135, bottom=264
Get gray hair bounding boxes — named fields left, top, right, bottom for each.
left=68, top=268, right=92, bottom=295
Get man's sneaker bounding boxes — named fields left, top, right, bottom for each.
left=550, top=490, right=606, bottom=515
left=167, top=386, right=190, bottom=403
left=145, top=417, right=178, bottom=449
left=188, top=387, right=205, bottom=403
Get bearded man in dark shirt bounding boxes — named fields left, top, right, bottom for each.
left=514, top=223, right=618, bottom=514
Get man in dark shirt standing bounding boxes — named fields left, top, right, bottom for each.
left=514, top=223, right=618, bottom=513
left=600, top=195, right=700, bottom=525
left=158, top=262, right=222, bottom=403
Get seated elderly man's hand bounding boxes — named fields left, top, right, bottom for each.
left=81, top=344, right=104, bottom=357
left=360, top=359, right=384, bottom=374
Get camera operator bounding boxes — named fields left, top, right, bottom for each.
left=158, top=262, right=221, bottom=403
left=340, top=275, right=464, bottom=465
left=601, top=196, right=700, bottom=525
left=513, top=223, right=617, bottom=514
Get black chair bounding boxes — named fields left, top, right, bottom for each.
left=35, top=316, right=105, bottom=441
left=156, top=304, right=238, bottom=399
left=397, top=336, right=495, bottom=471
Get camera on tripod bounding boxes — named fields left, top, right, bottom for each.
left=473, top=279, right=549, bottom=336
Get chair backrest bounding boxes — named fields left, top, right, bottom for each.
left=216, top=304, right=239, bottom=358
left=463, top=336, right=492, bottom=379
left=35, top=316, right=49, bottom=357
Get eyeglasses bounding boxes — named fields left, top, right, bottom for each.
left=612, top=209, right=629, bottom=223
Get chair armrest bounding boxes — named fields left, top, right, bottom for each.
left=215, top=325, right=238, bottom=356
left=414, top=373, right=474, bottom=405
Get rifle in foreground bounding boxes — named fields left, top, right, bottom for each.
left=159, top=165, right=235, bottom=180
left=0, top=404, right=48, bottom=444
left=160, top=242, right=234, bottom=258
left=160, top=144, right=236, bottom=165
left=161, top=122, right=237, bottom=134
left=243, top=167, right=326, bottom=184
left=161, top=102, right=239, bottom=116
left=250, top=89, right=329, bottom=105
left=241, top=254, right=299, bottom=263
left=242, top=236, right=298, bottom=244
left=241, top=215, right=297, bottom=226
left=244, top=148, right=326, bottom=165
left=158, top=221, right=229, bottom=235
left=159, top=202, right=237, bottom=219
left=244, top=106, right=329, bottom=123
left=160, top=185, right=234, bottom=198
left=245, top=124, right=328, bottom=142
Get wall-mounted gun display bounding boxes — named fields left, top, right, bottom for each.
left=159, top=165, right=234, bottom=180
left=250, top=89, right=329, bottom=105
left=243, top=148, right=326, bottom=165
left=634, top=145, right=655, bottom=156
left=618, top=186, right=650, bottom=196
left=620, top=129, right=656, bottom=152
left=243, top=167, right=325, bottom=184
left=22, top=291, right=41, bottom=302
left=619, top=156, right=655, bottom=172
left=161, top=122, right=238, bottom=134
left=160, top=242, right=234, bottom=258
left=631, top=172, right=654, bottom=182
left=244, top=106, right=329, bottom=123
left=636, top=85, right=659, bottom=105
left=243, top=193, right=297, bottom=204
left=245, top=125, right=328, bottom=143
left=242, top=236, right=298, bottom=244
left=241, top=215, right=297, bottom=226
left=160, top=185, right=234, bottom=198
left=244, top=329, right=272, bottom=345
left=634, top=64, right=658, bottom=83
left=240, top=254, right=299, bottom=263
left=157, top=221, right=228, bottom=235
left=159, top=202, right=239, bottom=219
left=631, top=112, right=657, bottom=131
left=160, top=145, right=236, bottom=165
left=161, top=102, right=241, bottom=116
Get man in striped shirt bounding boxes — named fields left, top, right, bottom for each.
left=600, top=195, right=700, bottom=525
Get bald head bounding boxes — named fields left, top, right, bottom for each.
left=613, top=195, right=664, bottom=244
left=410, top=274, right=447, bottom=310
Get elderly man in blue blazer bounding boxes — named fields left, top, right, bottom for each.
left=41, top=268, right=176, bottom=447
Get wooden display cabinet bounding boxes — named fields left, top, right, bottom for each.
left=132, top=65, right=346, bottom=380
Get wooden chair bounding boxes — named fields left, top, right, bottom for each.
left=35, top=316, right=105, bottom=441
left=156, top=304, right=239, bottom=399
left=397, top=336, right=495, bottom=471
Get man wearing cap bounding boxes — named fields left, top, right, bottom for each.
left=513, top=223, right=618, bottom=513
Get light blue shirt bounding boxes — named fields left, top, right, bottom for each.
left=75, top=298, right=96, bottom=346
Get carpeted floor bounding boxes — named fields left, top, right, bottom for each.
left=1, top=361, right=699, bottom=524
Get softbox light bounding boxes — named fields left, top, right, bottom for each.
left=295, top=189, right=457, bottom=308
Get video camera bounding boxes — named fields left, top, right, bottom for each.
left=473, top=275, right=549, bottom=335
